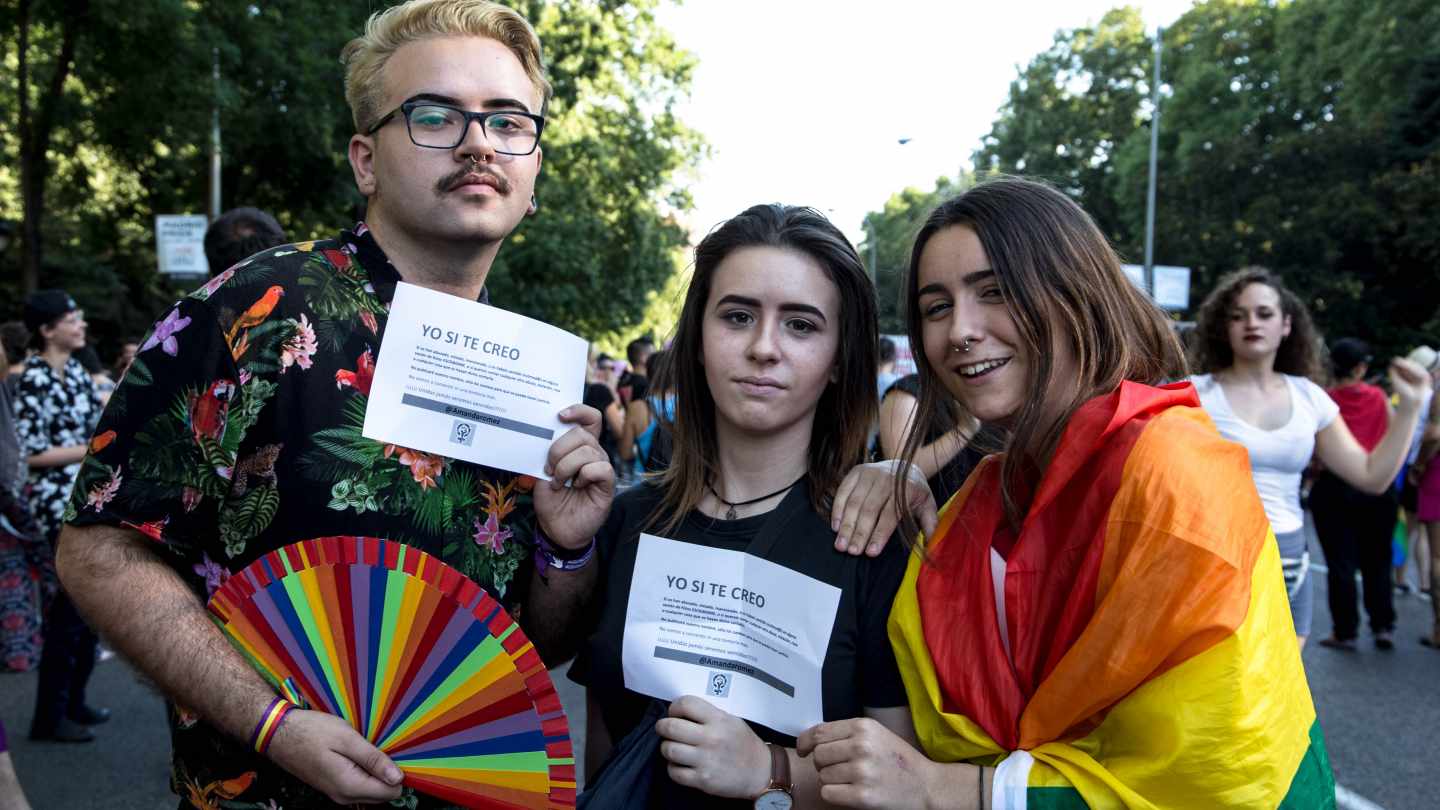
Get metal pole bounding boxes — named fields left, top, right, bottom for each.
left=1143, top=27, right=1162, bottom=297
left=209, top=47, right=222, bottom=221
left=866, top=220, right=877, bottom=282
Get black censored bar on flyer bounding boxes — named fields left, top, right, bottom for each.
left=652, top=646, right=796, bottom=697
left=401, top=393, right=555, bottom=440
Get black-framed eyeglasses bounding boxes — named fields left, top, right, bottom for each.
left=366, top=101, right=545, bottom=155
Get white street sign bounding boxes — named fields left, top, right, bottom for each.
left=155, top=215, right=209, bottom=276
left=1121, top=264, right=1191, bottom=311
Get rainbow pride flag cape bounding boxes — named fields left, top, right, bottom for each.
left=889, top=382, right=1334, bottom=808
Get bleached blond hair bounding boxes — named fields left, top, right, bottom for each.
left=341, top=0, right=552, bottom=133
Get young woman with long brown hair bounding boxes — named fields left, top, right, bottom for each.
left=569, top=204, right=912, bottom=808
left=801, top=177, right=1346, bottom=807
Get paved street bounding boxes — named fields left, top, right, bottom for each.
left=1, top=653, right=172, bottom=808
left=1299, top=520, right=1439, bottom=810
left=2, top=521, right=1434, bottom=808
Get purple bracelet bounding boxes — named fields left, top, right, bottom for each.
left=533, top=527, right=596, bottom=571
left=250, top=696, right=297, bottom=755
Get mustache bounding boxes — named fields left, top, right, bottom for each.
left=435, top=165, right=512, bottom=195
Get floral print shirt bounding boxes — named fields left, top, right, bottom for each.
left=15, top=354, right=100, bottom=540
left=65, top=224, right=541, bottom=809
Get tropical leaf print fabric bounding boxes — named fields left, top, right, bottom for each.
left=64, top=225, right=540, bottom=809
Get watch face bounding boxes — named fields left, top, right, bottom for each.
left=754, top=790, right=793, bottom=810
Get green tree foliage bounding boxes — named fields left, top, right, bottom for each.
left=858, top=176, right=964, bottom=334
left=964, top=0, right=1440, bottom=356
left=492, top=0, right=704, bottom=340
left=2, top=0, right=369, bottom=355
left=975, top=7, right=1154, bottom=248
left=1, top=0, right=702, bottom=359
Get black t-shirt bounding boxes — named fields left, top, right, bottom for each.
left=569, top=481, right=910, bottom=752
left=584, top=382, right=617, bottom=457
left=883, top=374, right=989, bottom=507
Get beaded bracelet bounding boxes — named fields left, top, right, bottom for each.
left=250, top=696, right=297, bottom=755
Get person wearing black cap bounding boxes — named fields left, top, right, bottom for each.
left=1311, top=337, right=1400, bottom=650
left=13, top=289, right=107, bottom=742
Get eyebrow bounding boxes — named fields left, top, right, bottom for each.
left=715, top=294, right=829, bottom=324
left=404, top=92, right=534, bottom=113
left=917, top=270, right=995, bottom=297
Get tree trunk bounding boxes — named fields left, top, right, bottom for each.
left=16, top=0, right=89, bottom=295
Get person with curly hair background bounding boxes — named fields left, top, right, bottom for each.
left=1189, top=268, right=1429, bottom=649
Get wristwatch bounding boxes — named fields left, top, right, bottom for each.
left=753, top=742, right=793, bottom=809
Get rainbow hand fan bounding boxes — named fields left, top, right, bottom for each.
left=206, top=536, right=575, bottom=809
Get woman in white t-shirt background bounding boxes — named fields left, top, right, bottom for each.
left=1189, top=268, right=1430, bottom=648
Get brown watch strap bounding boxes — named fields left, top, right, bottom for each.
left=767, top=742, right=793, bottom=792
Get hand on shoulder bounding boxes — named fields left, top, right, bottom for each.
left=830, top=460, right=937, bottom=557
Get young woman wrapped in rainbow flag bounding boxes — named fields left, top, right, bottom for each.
left=799, top=178, right=1338, bottom=809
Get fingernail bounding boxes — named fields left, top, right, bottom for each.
left=386, top=765, right=403, bottom=784
left=867, top=543, right=880, bottom=556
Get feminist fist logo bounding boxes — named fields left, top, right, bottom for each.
left=708, top=671, right=731, bottom=698
left=451, top=420, right=476, bottom=446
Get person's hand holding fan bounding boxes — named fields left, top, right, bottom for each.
left=207, top=536, right=576, bottom=808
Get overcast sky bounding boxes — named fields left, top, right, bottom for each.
left=655, top=0, right=1196, bottom=244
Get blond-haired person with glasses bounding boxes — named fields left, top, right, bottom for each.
left=51, top=2, right=612, bottom=807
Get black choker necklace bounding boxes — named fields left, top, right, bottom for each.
left=708, top=475, right=805, bottom=520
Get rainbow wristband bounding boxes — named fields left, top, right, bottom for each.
left=250, top=697, right=297, bottom=755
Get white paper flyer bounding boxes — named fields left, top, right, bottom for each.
left=362, top=282, right=587, bottom=479
left=622, top=534, right=841, bottom=736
